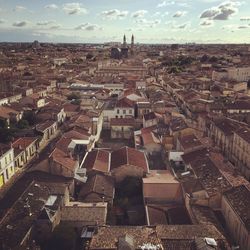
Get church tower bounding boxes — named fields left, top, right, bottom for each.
left=131, top=34, right=134, bottom=55
left=123, top=34, right=127, bottom=47
left=121, top=34, right=128, bottom=58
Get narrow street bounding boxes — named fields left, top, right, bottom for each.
left=0, top=132, right=62, bottom=221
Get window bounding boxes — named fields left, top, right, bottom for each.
left=123, top=110, right=126, bottom=114
left=129, top=110, right=132, bottom=114
left=117, top=109, right=120, bottom=114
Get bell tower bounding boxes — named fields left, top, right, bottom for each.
left=123, top=34, right=127, bottom=47
left=131, top=34, right=134, bottom=55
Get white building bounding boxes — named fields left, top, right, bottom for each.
left=212, top=67, right=250, bottom=82
left=0, top=144, right=15, bottom=188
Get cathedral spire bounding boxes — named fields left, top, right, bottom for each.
left=131, top=34, right=134, bottom=46
left=123, top=34, right=127, bottom=47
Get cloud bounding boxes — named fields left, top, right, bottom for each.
left=13, top=21, right=28, bottom=27
left=157, top=0, right=175, bottom=8
left=37, top=21, right=54, bottom=26
left=14, top=5, right=27, bottom=12
left=240, top=17, right=250, bottom=21
left=75, top=23, right=102, bottom=31
left=238, top=25, right=249, bottom=29
left=50, top=25, right=61, bottom=30
left=162, top=11, right=169, bottom=17
left=200, top=1, right=240, bottom=21
left=200, top=20, right=214, bottom=26
left=153, top=11, right=161, bottom=17
left=63, top=3, right=87, bottom=15
left=45, top=4, right=58, bottom=10
left=177, top=23, right=187, bottom=29
left=131, top=10, right=148, bottom=18
left=0, top=19, right=5, bottom=24
left=135, top=18, right=161, bottom=28
left=173, top=11, right=186, bottom=17
left=101, top=9, right=128, bottom=20
left=200, top=8, right=220, bottom=18
left=157, top=1, right=168, bottom=8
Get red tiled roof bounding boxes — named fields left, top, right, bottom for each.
left=36, top=120, right=56, bottom=132
left=0, top=106, right=18, bottom=119
left=82, top=150, right=110, bottom=173
left=111, top=146, right=148, bottom=172
left=12, top=137, right=37, bottom=150
left=50, top=148, right=77, bottom=171
left=116, top=97, right=134, bottom=108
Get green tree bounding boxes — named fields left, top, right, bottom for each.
left=17, top=119, right=29, bottom=129
left=0, top=119, right=8, bottom=129
left=200, top=54, right=208, bottom=63
left=71, top=99, right=81, bottom=105
left=67, top=93, right=81, bottom=101
left=118, top=176, right=142, bottom=198
left=23, top=111, right=36, bottom=125
left=42, top=225, right=77, bottom=250
left=247, top=79, right=250, bottom=88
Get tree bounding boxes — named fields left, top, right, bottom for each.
left=247, top=79, right=250, bottom=88
left=208, top=56, right=218, bottom=63
left=86, top=53, right=94, bottom=60
left=0, top=119, right=8, bottom=129
left=0, top=128, right=17, bottom=143
left=67, top=93, right=81, bottom=101
left=23, top=111, right=36, bottom=125
left=42, top=225, right=77, bottom=250
left=168, top=66, right=182, bottom=74
left=117, top=176, right=142, bottom=198
left=71, top=99, right=81, bottom=105
left=200, top=54, right=208, bottom=63
left=17, top=119, right=29, bottom=129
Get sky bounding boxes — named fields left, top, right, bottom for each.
left=0, top=0, right=249, bottom=43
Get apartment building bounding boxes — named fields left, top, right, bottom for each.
left=0, top=144, right=15, bottom=188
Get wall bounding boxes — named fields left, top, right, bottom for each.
left=221, top=195, right=250, bottom=250
left=0, top=148, right=15, bottom=188
left=112, top=165, right=145, bottom=182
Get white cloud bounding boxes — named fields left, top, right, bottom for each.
left=63, top=3, right=87, bottom=15
left=37, top=21, right=54, bottom=26
left=157, top=1, right=167, bottom=8
left=45, top=4, right=58, bottom=10
left=135, top=18, right=161, bottom=28
left=173, top=11, right=186, bottom=17
left=177, top=23, right=188, bottom=29
left=101, top=9, right=129, bottom=20
left=75, top=23, right=102, bottom=31
left=200, top=20, right=214, bottom=27
left=162, top=11, right=169, bottom=17
left=157, top=0, right=175, bottom=8
left=200, top=8, right=220, bottom=18
left=238, top=25, right=249, bottom=29
left=0, top=19, right=5, bottom=24
left=13, top=21, right=29, bottom=27
left=200, top=1, right=240, bottom=21
left=14, top=5, right=27, bottom=12
left=50, top=25, right=61, bottom=30
left=131, top=10, right=148, bottom=18
left=153, top=11, right=161, bottom=17
left=240, top=17, right=250, bottom=21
